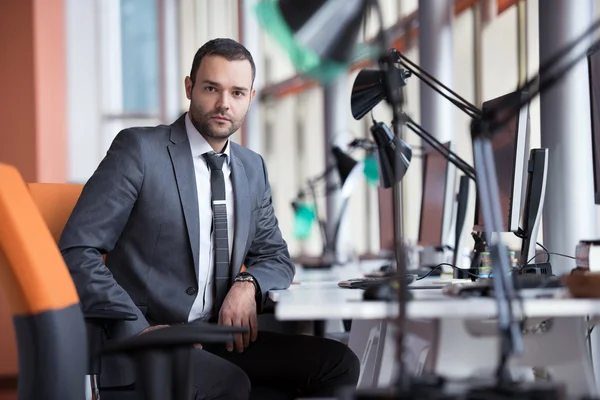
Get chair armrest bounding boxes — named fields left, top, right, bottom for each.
left=84, top=309, right=138, bottom=322
left=101, top=323, right=248, bottom=400
left=101, top=323, right=247, bottom=354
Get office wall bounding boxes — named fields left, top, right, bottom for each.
left=0, top=0, right=67, bottom=183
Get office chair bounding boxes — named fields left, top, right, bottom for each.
left=0, top=164, right=88, bottom=399
left=26, top=183, right=139, bottom=400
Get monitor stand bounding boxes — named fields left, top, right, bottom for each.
left=518, top=148, right=551, bottom=275
left=452, top=175, right=477, bottom=279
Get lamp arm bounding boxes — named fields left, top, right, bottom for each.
left=403, top=116, right=477, bottom=182
left=492, top=36, right=600, bottom=132
left=393, top=50, right=481, bottom=118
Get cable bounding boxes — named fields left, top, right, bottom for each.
left=511, top=230, right=553, bottom=263
left=416, top=262, right=479, bottom=280
left=526, top=251, right=575, bottom=266
left=536, top=242, right=551, bottom=263
left=536, top=242, right=550, bottom=254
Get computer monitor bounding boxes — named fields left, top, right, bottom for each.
left=519, top=148, right=549, bottom=268
left=418, top=142, right=455, bottom=248
left=587, top=44, right=600, bottom=204
left=473, top=90, right=530, bottom=233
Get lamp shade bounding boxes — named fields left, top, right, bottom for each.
left=351, top=68, right=409, bottom=120
left=370, top=122, right=412, bottom=188
left=255, top=0, right=373, bottom=82
left=331, top=146, right=359, bottom=185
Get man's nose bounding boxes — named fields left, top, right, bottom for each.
left=216, top=93, right=231, bottom=111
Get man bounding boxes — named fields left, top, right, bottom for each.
left=59, top=38, right=360, bottom=399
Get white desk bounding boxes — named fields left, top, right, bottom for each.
left=269, top=263, right=600, bottom=322
left=271, top=282, right=600, bottom=320
left=269, top=267, right=600, bottom=398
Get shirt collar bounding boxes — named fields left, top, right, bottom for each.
left=185, top=112, right=231, bottom=164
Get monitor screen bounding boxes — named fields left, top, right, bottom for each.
left=473, top=91, right=530, bottom=233
left=419, top=143, right=454, bottom=247
left=587, top=45, right=600, bottom=204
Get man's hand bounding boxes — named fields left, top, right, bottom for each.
left=138, top=324, right=202, bottom=349
left=218, top=281, right=258, bottom=352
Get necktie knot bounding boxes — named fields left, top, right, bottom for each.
left=203, top=152, right=225, bottom=170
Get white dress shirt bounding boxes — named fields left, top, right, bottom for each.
left=185, top=113, right=235, bottom=322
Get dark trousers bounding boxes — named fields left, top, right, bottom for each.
left=100, top=330, right=360, bottom=400
left=198, top=331, right=360, bottom=399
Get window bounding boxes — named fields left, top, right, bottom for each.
left=120, top=0, right=160, bottom=113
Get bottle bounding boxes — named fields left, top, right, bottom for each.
left=479, top=250, right=492, bottom=278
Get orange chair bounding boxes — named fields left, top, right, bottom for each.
left=0, top=164, right=87, bottom=399
left=27, top=183, right=84, bottom=244
left=25, top=183, right=128, bottom=400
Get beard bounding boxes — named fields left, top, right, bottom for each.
left=188, top=103, right=244, bottom=140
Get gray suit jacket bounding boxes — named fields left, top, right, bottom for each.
left=59, top=114, right=294, bottom=387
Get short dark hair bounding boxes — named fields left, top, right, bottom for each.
left=189, top=38, right=256, bottom=86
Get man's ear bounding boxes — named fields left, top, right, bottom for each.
left=250, top=88, right=256, bottom=103
left=184, top=76, right=193, bottom=100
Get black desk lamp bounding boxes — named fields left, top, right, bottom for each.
left=333, top=145, right=360, bottom=186
left=351, top=64, right=481, bottom=279
left=369, top=121, right=413, bottom=188
left=350, top=67, right=477, bottom=183
left=293, top=144, right=374, bottom=265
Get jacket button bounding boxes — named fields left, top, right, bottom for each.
left=186, top=287, right=197, bottom=296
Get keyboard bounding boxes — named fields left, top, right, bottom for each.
left=338, top=275, right=416, bottom=289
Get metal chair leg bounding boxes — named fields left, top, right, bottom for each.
left=90, top=374, right=100, bottom=400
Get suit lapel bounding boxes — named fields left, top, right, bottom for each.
left=167, top=115, right=200, bottom=280
left=230, top=147, right=251, bottom=280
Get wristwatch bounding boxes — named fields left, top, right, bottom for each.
left=234, top=272, right=261, bottom=299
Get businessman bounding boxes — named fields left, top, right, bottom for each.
left=60, top=38, right=359, bottom=399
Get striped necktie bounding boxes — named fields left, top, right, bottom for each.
left=202, top=152, right=230, bottom=315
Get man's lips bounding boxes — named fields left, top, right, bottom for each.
left=211, top=116, right=230, bottom=122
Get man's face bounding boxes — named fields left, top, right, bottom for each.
left=185, top=55, right=255, bottom=142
